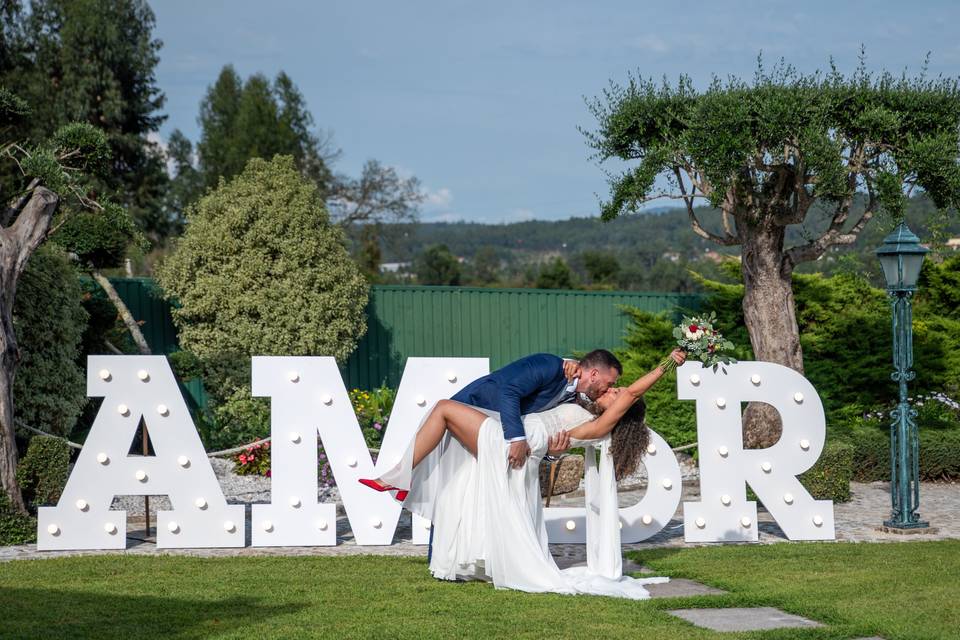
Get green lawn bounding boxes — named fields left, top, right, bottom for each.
left=0, top=541, right=956, bottom=639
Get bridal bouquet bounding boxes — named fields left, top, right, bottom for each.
left=658, top=311, right=737, bottom=373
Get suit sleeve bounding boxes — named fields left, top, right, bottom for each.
left=498, top=354, right=561, bottom=441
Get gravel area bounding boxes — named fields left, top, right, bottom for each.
left=4, top=475, right=957, bottom=563
left=109, top=457, right=340, bottom=515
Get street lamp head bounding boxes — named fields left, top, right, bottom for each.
left=875, top=222, right=929, bottom=291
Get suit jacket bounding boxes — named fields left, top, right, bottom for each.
left=451, top=353, right=573, bottom=441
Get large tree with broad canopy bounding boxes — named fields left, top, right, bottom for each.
left=585, top=58, right=960, bottom=446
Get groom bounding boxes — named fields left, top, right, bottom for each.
left=452, top=349, right=622, bottom=469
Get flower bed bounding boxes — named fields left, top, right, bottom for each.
left=231, top=386, right=396, bottom=487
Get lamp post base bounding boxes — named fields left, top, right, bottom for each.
left=879, top=521, right=936, bottom=535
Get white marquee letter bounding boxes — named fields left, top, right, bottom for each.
left=38, top=356, right=245, bottom=550
left=679, top=361, right=835, bottom=542
left=251, top=356, right=488, bottom=546
left=545, top=427, right=682, bottom=542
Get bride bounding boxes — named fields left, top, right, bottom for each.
left=360, top=348, right=686, bottom=598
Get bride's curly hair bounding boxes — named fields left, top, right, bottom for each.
left=609, top=399, right=650, bottom=482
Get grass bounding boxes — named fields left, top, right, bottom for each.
left=0, top=541, right=956, bottom=639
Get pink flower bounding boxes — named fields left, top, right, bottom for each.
left=374, top=422, right=382, bottom=431
left=266, top=469, right=272, bottom=477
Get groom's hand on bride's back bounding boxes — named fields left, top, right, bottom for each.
left=547, top=430, right=571, bottom=456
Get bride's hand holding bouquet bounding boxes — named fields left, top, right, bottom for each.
left=657, top=311, right=737, bottom=374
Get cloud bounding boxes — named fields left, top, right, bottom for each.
left=422, top=186, right=453, bottom=208
left=506, top=207, right=535, bottom=221
left=420, top=210, right=466, bottom=223
left=147, top=131, right=177, bottom=176
left=417, top=183, right=459, bottom=221
left=629, top=34, right=670, bottom=54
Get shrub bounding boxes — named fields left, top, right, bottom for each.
left=799, top=441, right=854, bottom=502
left=157, top=156, right=369, bottom=446
left=349, top=387, right=395, bottom=447
left=16, top=436, right=71, bottom=508
left=157, top=155, right=368, bottom=361
left=827, top=392, right=960, bottom=481
left=13, top=246, right=88, bottom=435
left=848, top=426, right=960, bottom=482
left=0, top=493, right=36, bottom=546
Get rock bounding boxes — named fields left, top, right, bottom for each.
left=539, top=455, right=584, bottom=496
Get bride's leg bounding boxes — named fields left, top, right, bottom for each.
left=413, top=400, right=488, bottom=467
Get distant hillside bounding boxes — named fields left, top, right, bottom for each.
left=378, top=195, right=959, bottom=270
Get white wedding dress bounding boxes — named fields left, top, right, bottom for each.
left=378, top=402, right=668, bottom=599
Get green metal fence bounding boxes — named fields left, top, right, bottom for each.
left=111, top=280, right=706, bottom=394
left=343, top=286, right=705, bottom=389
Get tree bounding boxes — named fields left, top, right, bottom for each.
left=168, top=67, right=423, bottom=242
left=580, top=250, right=620, bottom=286
left=585, top=56, right=960, bottom=446
left=536, top=257, right=575, bottom=289
left=194, top=67, right=333, bottom=194
left=161, top=130, right=203, bottom=238
left=0, top=87, right=121, bottom=512
left=328, top=160, right=422, bottom=227
left=415, top=244, right=461, bottom=285
left=156, top=156, right=370, bottom=442
left=0, top=0, right=168, bottom=244
left=357, top=224, right=383, bottom=281
left=471, top=246, right=500, bottom=285
left=52, top=192, right=149, bottom=354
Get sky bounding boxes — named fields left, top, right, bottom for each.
left=152, top=1, right=960, bottom=223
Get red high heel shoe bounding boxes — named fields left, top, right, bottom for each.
left=358, top=478, right=408, bottom=501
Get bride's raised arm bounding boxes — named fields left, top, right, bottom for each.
left=566, top=348, right=685, bottom=441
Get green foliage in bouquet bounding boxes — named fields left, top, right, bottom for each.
left=659, top=310, right=737, bottom=373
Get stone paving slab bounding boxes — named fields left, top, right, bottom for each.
left=644, top=579, right=726, bottom=599
left=667, top=607, right=823, bottom=631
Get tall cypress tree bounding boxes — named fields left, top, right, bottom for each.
left=0, top=0, right=169, bottom=243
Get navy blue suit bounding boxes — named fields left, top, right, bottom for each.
left=451, top=353, right=574, bottom=441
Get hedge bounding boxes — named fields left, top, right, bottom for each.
left=16, top=436, right=71, bottom=508
left=848, top=427, right=960, bottom=482
left=0, top=493, right=36, bottom=546
left=799, top=441, right=854, bottom=502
